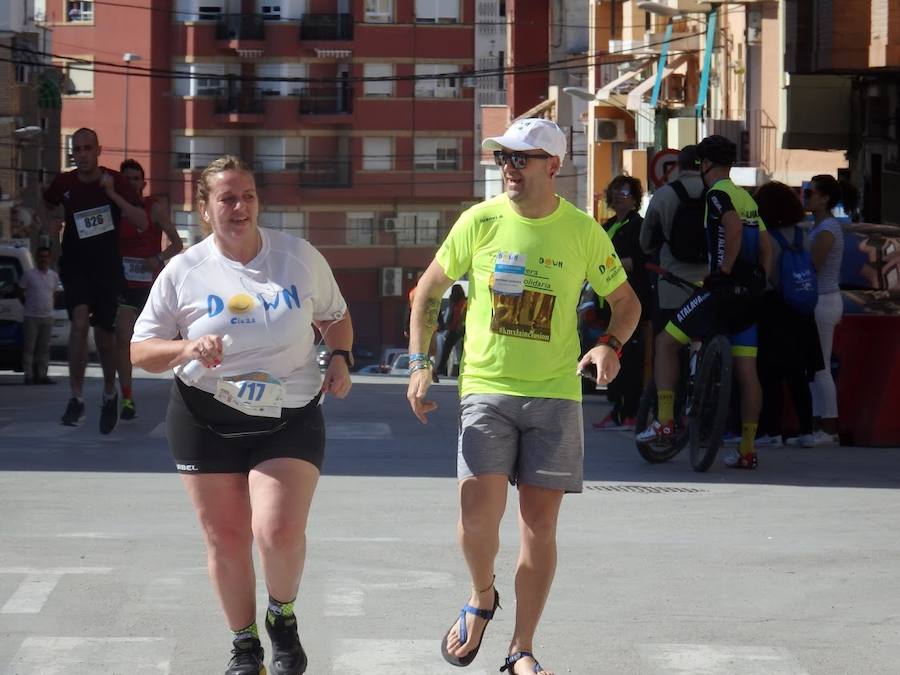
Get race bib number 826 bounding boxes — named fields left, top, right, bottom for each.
left=73, top=205, right=115, bottom=240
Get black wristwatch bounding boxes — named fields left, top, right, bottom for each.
left=330, top=349, right=354, bottom=368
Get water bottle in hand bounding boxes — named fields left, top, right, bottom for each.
left=181, top=334, right=234, bottom=385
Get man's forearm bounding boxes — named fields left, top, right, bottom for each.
left=113, top=193, right=148, bottom=228
left=409, top=293, right=441, bottom=355
left=605, top=287, right=641, bottom=345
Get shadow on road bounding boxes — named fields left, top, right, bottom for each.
left=0, top=374, right=897, bottom=489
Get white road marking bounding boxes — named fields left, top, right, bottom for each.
left=324, top=586, right=365, bottom=617
left=326, top=422, right=392, bottom=439
left=332, top=639, right=490, bottom=675
left=0, top=567, right=112, bottom=615
left=639, top=643, right=810, bottom=675
left=5, top=637, right=174, bottom=675
left=1, top=423, right=78, bottom=438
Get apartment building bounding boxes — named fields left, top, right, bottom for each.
left=0, top=4, right=60, bottom=246
left=47, top=0, right=476, bottom=351
left=581, top=0, right=846, bottom=218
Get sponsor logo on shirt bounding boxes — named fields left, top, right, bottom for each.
left=207, top=285, right=302, bottom=325
left=539, top=256, right=564, bottom=269
left=598, top=253, right=619, bottom=275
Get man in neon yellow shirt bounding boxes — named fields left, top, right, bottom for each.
left=406, top=118, right=641, bottom=675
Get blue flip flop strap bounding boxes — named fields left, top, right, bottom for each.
left=503, top=651, right=542, bottom=673
left=457, top=604, right=495, bottom=644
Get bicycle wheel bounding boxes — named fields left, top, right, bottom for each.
left=635, top=382, right=688, bottom=463
left=689, top=334, right=733, bottom=472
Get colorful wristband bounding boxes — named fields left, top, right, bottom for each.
left=408, top=352, right=429, bottom=363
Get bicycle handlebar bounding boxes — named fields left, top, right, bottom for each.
left=644, top=262, right=702, bottom=293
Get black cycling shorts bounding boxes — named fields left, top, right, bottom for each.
left=166, top=379, right=325, bottom=474
left=118, top=287, right=152, bottom=313
left=60, top=270, right=121, bottom=332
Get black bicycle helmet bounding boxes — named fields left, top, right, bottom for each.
left=697, top=135, right=737, bottom=167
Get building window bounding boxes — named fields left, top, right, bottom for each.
left=414, top=138, right=459, bottom=171
left=15, top=64, right=28, bottom=84
left=362, top=138, right=392, bottom=171
left=258, top=3, right=281, bottom=19
left=173, top=63, right=239, bottom=97
left=415, top=0, right=459, bottom=23
left=257, top=62, right=307, bottom=96
left=66, top=1, right=93, bottom=22
left=347, top=212, right=375, bottom=245
left=256, top=0, right=305, bottom=20
left=365, top=0, right=392, bottom=23
left=198, top=4, right=223, bottom=20
left=259, top=212, right=306, bottom=238
left=414, top=64, right=459, bottom=98
left=173, top=211, right=201, bottom=246
left=363, top=64, right=393, bottom=97
left=63, top=135, right=75, bottom=168
left=256, top=136, right=305, bottom=171
left=396, top=212, right=440, bottom=245
left=60, top=59, right=94, bottom=96
left=174, top=136, right=232, bottom=170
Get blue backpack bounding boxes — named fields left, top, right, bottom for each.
left=770, top=228, right=818, bottom=313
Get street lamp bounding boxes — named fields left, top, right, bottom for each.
left=122, top=52, right=141, bottom=158
left=14, top=126, right=43, bottom=139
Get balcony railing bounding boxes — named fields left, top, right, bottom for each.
left=214, top=90, right=265, bottom=115
left=216, top=13, right=265, bottom=41
left=299, top=13, right=353, bottom=40
left=299, top=160, right=351, bottom=188
left=299, top=87, right=353, bottom=115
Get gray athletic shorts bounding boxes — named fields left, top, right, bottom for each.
left=457, top=394, right=584, bottom=493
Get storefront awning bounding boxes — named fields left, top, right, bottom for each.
left=626, top=53, right=688, bottom=110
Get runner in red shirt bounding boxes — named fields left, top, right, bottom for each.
left=38, top=127, right=147, bottom=434
left=116, top=159, right=183, bottom=420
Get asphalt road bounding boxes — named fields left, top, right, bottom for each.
left=0, top=367, right=899, bottom=674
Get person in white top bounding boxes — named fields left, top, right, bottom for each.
left=19, top=246, right=60, bottom=385
left=131, top=156, right=353, bottom=675
left=803, top=174, right=845, bottom=447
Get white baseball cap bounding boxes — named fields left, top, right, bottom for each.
left=482, top=118, right=567, bottom=167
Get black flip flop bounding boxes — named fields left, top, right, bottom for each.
left=440, top=589, right=501, bottom=667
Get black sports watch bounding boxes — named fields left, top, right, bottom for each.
left=330, top=349, right=354, bottom=368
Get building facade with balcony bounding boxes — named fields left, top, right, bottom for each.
left=46, top=0, right=477, bottom=353
left=582, top=0, right=846, bottom=219
left=0, top=3, right=60, bottom=248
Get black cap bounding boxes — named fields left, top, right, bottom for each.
left=678, top=144, right=701, bottom=170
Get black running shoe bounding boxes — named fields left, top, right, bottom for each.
left=61, top=397, right=85, bottom=426
left=225, top=638, right=265, bottom=675
left=99, top=394, right=118, bottom=435
left=120, top=398, right=137, bottom=420
left=266, top=614, right=308, bottom=675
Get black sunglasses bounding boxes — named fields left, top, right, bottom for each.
left=493, top=150, right=552, bottom=170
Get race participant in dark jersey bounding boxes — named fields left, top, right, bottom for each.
left=636, top=135, right=773, bottom=469
left=116, top=159, right=183, bottom=421
left=39, top=127, right=147, bottom=434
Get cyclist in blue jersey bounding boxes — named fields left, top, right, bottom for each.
left=636, top=135, right=773, bottom=469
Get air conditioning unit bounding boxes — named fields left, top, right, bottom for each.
left=595, top=119, right=627, bottom=142
left=382, top=217, right=398, bottom=232
left=380, top=267, right=403, bottom=297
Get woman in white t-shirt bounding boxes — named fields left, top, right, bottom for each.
left=131, top=156, right=353, bottom=675
left=803, top=174, right=845, bottom=447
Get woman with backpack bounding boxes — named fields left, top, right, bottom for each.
left=592, top=175, right=649, bottom=430
left=803, top=174, right=845, bottom=446
left=752, top=182, right=823, bottom=445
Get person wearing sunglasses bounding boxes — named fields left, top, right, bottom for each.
left=800, top=175, right=845, bottom=447
left=591, top=175, right=649, bottom=431
left=406, top=118, right=641, bottom=675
